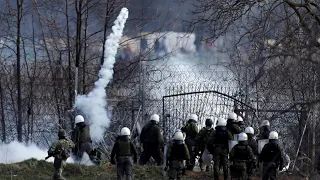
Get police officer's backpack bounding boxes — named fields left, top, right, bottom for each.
left=55, top=141, right=70, bottom=159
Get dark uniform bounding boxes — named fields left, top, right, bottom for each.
left=237, top=116, right=245, bottom=132
left=229, top=143, right=256, bottom=180
left=48, top=129, right=75, bottom=180
left=238, top=122, right=245, bottom=132
left=140, top=121, right=164, bottom=165
left=257, top=124, right=271, bottom=176
left=71, top=122, right=93, bottom=160
left=196, top=125, right=214, bottom=171
left=210, top=126, right=233, bottom=180
left=181, top=119, right=198, bottom=170
left=260, top=141, right=283, bottom=180
left=247, top=133, right=258, bottom=179
left=111, top=136, right=138, bottom=180
left=257, top=126, right=271, bottom=140
left=227, top=119, right=241, bottom=137
left=167, top=141, right=190, bottom=180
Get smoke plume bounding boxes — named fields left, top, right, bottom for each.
left=0, top=141, right=94, bottom=165
left=75, top=8, right=129, bottom=141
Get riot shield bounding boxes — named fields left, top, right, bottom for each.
left=201, top=147, right=213, bottom=166
left=258, top=139, right=269, bottom=154
left=233, top=134, right=238, bottom=141
left=229, top=140, right=238, bottom=152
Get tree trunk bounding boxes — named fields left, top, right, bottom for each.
left=66, top=0, right=74, bottom=128
left=16, top=0, right=23, bottom=142
left=75, top=0, right=83, bottom=95
left=0, top=82, right=6, bottom=142
left=82, top=4, right=89, bottom=94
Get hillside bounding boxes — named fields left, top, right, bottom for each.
left=0, top=159, right=306, bottom=180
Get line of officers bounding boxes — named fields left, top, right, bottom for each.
left=174, top=112, right=284, bottom=180
left=47, top=113, right=284, bottom=180
left=109, top=113, right=284, bottom=180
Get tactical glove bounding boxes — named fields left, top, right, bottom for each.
left=134, top=158, right=137, bottom=163
left=110, top=159, right=116, bottom=165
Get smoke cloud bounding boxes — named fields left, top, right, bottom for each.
left=0, top=141, right=94, bottom=165
left=0, top=141, right=49, bottom=164
left=75, top=8, right=129, bottom=141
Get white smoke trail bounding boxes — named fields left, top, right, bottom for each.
left=74, top=8, right=129, bottom=141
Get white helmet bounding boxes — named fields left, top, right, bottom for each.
left=238, top=132, right=248, bottom=141
left=237, top=116, right=243, bottom=122
left=227, top=112, right=237, bottom=121
left=120, top=127, right=131, bottom=136
left=217, top=117, right=227, bottom=126
left=245, top=127, right=254, bottom=134
left=173, top=131, right=184, bottom=141
left=75, top=115, right=85, bottom=124
left=150, top=114, right=160, bottom=123
left=269, top=131, right=278, bottom=140
left=188, top=114, right=198, bottom=122
left=260, top=120, right=270, bottom=127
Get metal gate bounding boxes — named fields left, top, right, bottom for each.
left=162, top=85, right=257, bottom=138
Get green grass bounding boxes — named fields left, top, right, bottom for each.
left=0, top=159, right=162, bottom=180
left=0, top=159, right=305, bottom=180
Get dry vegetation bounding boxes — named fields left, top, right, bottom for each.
left=0, top=159, right=307, bottom=180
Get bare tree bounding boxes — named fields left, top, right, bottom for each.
left=16, top=0, right=23, bottom=142
left=188, top=0, right=320, bottom=175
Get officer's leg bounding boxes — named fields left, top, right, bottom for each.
left=124, top=157, right=133, bottom=180
left=269, top=165, right=277, bottom=180
left=77, top=143, right=86, bottom=161
left=117, top=158, right=125, bottom=180
left=241, top=167, right=247, bottom=180
left=168, top=160, right=177, bottom=180
left=177, top=160, right=185, bottom=179
left=199, top=150, right=204, bottom=171
left=189, top=143, right=196, bottom=170
left=83, top=142, right=94, bottom=160
left=186, top=142, right=193, bottom=170
left=246, top=162, right=253, bottom=180
left=192, top=144, right=197, bottom=170
left=222, top=155, right=229, bottom=180
left=139, top=150, right=146, bottom=165
left=139, top=144, right=151, bottom=165
left=151, top=146, right=162, bottom=166
left=213, top=154, right=220, bottom=180
left=53, top=159, right=66, bottom=180
left=181, top=160, right=186, bottom=175
left=60, top=160, right=67, bottom=180
left=262, top=162, right=270, bottom=180
left=229, top=161, right=235, bottom=179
